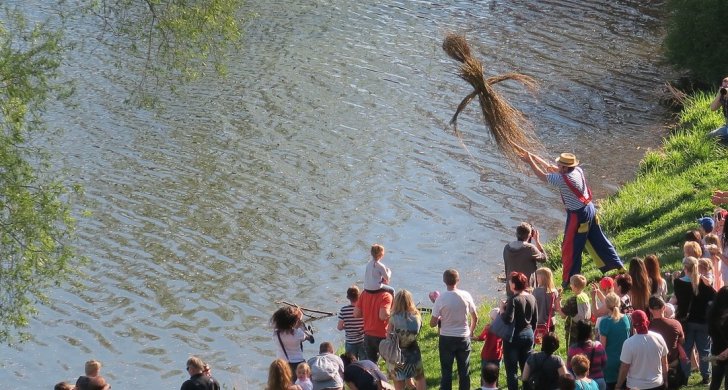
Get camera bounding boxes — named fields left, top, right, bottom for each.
left=721, top=87, right=728, bottom=96
left=304, top=323, right=315, bottom=344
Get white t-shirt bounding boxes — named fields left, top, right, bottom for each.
left=619, top=331, right=668, bottom=390
left=296, top=378, right=313, bottom=390
left=273, top=328, right=306, bottom=363
left=432, top=289, right=477, bottom=337
left=363, top=260, right=391, bottom=290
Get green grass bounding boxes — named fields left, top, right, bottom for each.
left=414, top=92, right=726, bottom=389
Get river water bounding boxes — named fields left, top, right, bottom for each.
left=1, top=1, right=671, bottom=388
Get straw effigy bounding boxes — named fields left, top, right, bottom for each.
left=443, top=33, right=542, bottom=163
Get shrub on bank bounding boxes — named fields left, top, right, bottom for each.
left=664, top=0, right=728, bottom=85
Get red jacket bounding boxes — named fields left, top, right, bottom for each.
left=477, top=324, right=503, bottom=361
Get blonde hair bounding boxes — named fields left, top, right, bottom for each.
left=392, top=289, right=420, bottom=319
left=705, top=233, right=720, bottom=247
left=187, top=356, right=205, bottom=371
left=683, top=257, right=700, bottom=295
left=570, top=274, right=587, bottom=290
left=85, top=360, right=101, bottom=376
left=296, top=362, right=311, bottom=378
left=267, top=359, right=295, bottom=390
left=699, top=258, right=713, bottom=274
left=370, top=244, right=385, bottom=260
left=683, top=241, right=702, bottom=258
left=605, top=292, right=623, bottom=321
left=536, top=267, right=556, bottom=293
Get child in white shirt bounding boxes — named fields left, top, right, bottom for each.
left=294, top=362, right=312, bottom=390
left=363, top=244, right=394, bottom=295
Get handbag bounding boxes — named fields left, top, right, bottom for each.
left=378, top=331, right=402, bottom=364
left=490, top=312, right=515, bottom=342
left=534, top=292, right=555, bottom=344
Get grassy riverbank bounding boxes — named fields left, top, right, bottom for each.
left=415, top=92, right=726, bottom=388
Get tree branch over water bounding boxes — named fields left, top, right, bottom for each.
left=0, top=10, right=80, bottom=343
left=85, top=0, right=248, bottom=106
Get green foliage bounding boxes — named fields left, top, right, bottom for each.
left=86, top=0, right=246, bottom=82
left=0, top=11, right=80, bottom=342
left=665, top=0, right=728, bottom=84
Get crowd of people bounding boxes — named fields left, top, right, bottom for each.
left=52, top=148, right=728, bottom=390
left=260, top=149, right=728, bottom=390
left=262, top=220, right=727, bottom=390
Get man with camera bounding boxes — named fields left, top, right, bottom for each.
left=708, top=76, right=728, bottom=139
left=503, top=222, right=546, bottom=296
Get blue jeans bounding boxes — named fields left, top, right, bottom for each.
left=682, top=322, right=711, bottom=378
left=364, top=335, right=385, bottom=363
left=503, top=328, right=534, bottom=390
left=708, top=124, right=728, bottom=139
left=345, top=341, right=368, bottom=361
left=438, top=335, right=471, bottom=390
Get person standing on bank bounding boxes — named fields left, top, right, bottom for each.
left=431, top=269, right=479, bottom=390
left=519, top=151, right=624, bottom=287
left=501, top=271, right=538, bottom=390
left=504, top=222, right=547, bottom=296
left=708, top=76, right=728, bottom=140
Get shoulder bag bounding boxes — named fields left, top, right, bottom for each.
left=378, top=330, right=402, bottom=365
left=491, top=311, right=515, bottom=343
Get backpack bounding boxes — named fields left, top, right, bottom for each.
left=308, top=354, right=339, bottom=383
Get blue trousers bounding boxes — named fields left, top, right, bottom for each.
left=345, top=341, right=368, bottom=361
left=561, top=202, right=623, bottom=287
left=438, top=335, right=471, bottom=390
left=681, top=322, right=711, bottom=379
left=503, top=328, right=534, bottom=390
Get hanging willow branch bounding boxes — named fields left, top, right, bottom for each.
left=443, top=33, right=542, bottom=163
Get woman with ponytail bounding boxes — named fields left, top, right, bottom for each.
left=673, top=256, right=717, bottom=384
left=597, top=293, right=631, bottom=390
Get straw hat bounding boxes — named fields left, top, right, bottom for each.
left=555, top=152, right=579, bottom=167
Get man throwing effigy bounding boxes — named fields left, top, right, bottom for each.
left=519, top=151, right=624, bottom=287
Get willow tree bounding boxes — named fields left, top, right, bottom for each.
left=0, top=13, right=79, bottom=342
left=86, top=0, right=246, bottom=105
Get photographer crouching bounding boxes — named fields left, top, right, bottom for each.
left=708, top=76, right=728, bottom=140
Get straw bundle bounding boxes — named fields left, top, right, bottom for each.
left=443, top=33, right=541, bottom=163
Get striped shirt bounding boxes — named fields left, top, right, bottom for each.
left=546, top=167, right=590, bottom=211
left=338, top=304, right=365, bottom=344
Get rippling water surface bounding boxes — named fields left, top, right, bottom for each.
left=2, top=1, right=671, bottom=388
